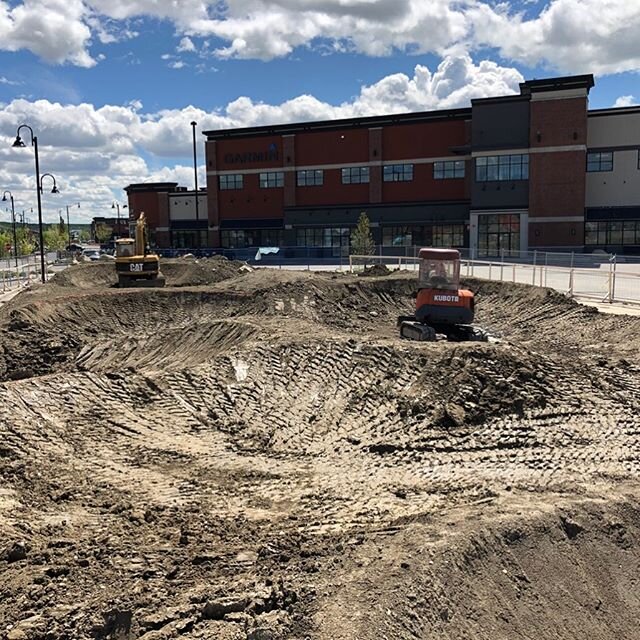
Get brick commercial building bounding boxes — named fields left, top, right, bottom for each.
left=125, top=74, right=640, bottom=256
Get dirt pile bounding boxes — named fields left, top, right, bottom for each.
left=48, top=255, right=249, bottom=290
left=1, top=268, right=640, bottom=638
left=357, top=263, right=391, bottom=277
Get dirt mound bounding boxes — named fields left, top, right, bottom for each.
left=2, top=268, right=640, bottom=638
left=48, top=255, right=248, bottom=290
left=358, top=263, right=391, bottom=277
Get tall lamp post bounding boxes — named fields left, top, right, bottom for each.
left=191, top=120, right=200, bottom=248
left=2, top=190, right=19, bottom=268
left=11, top=125, right=59, bottom=283
left=112, top=201, right=128, bottom=239
left=63, top=202, right=80, bottom=249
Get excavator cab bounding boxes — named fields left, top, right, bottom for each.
left=398, top=247, right=487, bottom=342
left=115, top=239, right=135, bottom=258
left=114, top=212, right=165, bottom=288
left=419, top=249, right=460, bottom=291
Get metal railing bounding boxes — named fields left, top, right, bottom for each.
left=348, top=250, right=640, bottom=305
left=0, top=251, right=59, bottom=294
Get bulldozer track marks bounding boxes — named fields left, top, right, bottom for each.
left=3, top=267, right=640, bottom=638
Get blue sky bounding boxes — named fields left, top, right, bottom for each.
left=0, top=0, right=638, bottom=224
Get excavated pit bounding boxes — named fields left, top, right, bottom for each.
left=1, top=262, right=640, bottom=639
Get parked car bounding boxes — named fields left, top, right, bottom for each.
left=82, top=248, right=101, bottom=261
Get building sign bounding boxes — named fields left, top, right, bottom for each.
left=224, top=142, right=279, bottom=164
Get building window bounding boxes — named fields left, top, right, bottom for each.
left=295, top=227, right=350, bottom=247
left=342, top=167, right=370, bottom=184
left=477, top=214, right=521, bottom=256
left=219, top=174, right=243, bottom=190
left=220, top=229, right=283, bottom=248
left=433, top=160, right=465, bottom=180
left=382, top=226, right=425, bottom=247
left=432, top=224, right=465, bottom=248
left=297, top=170, right=323, bottom=186
left=383, top=164, right=413, bottom=182
left=475, top=154, right=529, bottom=182
left=259, top=171, right=284, bottom=188
left=173, top=230, right=208, bottom=249
left=585, top=220, right=640, bottom=246
left=586, top=151, right=613, bottom=172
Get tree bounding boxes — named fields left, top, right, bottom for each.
left=78, top=229, right=90, bottom=243
left=350, top=211, right=375, bottom=257
left=0, top=230, right=11, bottom=259
left=95, top=224, right=113, bottom=244
left=43, top=225, right=67, bottom=251
left=16, top=227, right=35, bottom=257
left=58, top=215, right=66, bottom=236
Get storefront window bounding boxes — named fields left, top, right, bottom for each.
left=477, top=214, right=520, bottom=256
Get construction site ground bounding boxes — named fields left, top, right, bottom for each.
left=1, top=258, right=640, bottom=640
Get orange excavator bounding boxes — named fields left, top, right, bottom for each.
left=398, top=248, right=487, bottom=341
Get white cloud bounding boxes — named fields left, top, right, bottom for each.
left=169, top=60, right=186, bottom=69
left=613, top=95, right=638, bottom=107
left=0, top=0, right=637, bottom=78
left=177, top=36, right=196, bottom=53
left=0, top=0, right=95, bottom=67
left=470, top=0, right=640, bottom=75
left=0, top=55, right=518, bottom=223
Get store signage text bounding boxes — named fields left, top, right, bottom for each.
left=224, top=143, right=279, bottom=165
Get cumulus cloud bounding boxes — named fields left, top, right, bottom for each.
left=177, top=37, right=196, bottom=53
left=0, top=55, right=516, bottom=223
left=613, top=95, right=638, bottom=107
left=470, top=0, right=640, bottom=75
left=0, top=0, right=95, bottom=67
left=0, top=0, right=638, bottom=77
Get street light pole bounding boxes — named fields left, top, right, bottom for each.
left=191, top=120, right=200, bottom=248
left=2, top=191, right=18, bottom=268
left=65, top=202, right=80, bottom=249
left=12, top=125, right=59, bottom=283
left=112, top=201, right=129, bottom=240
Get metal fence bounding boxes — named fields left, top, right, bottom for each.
left=0, top=251, right=59, bottom=294
left=348, top=250, right=640, bottom=305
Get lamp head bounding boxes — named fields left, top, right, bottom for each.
left=1, top=195, right=6, bottom=202
left=12, top=135, right=26, bottom=148
left=51, top=185, right=59, bottom=194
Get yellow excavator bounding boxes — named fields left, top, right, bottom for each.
left=114, top=212, right=165, bottom=287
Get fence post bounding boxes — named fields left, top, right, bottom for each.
left=610, top=254, right=617, bottom=303
left=569, top=251, right=574, bottom=296
left=500, top=248, right=504, bottom=282
left=532, top=250, right=537, bottom=285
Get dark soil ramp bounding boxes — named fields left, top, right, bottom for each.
left=319, top=498, right=640, bottom=639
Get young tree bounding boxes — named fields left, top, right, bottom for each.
left=43, top=226, right=67, bottom=251
left=350, top=211, right=375, bottom=257
left=16, top=227, right=35, bottom=256
left=78, top=229, right=90, bottom=243
left=0, top=230, right=11, bottom=259
left=94, top=224, right=113, bottom=244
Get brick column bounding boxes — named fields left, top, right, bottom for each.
left=205, top=140, right=220, bottom=246
left=369, top=127, right=382, bottom=203
left=283, top=134, right=296, bottom=208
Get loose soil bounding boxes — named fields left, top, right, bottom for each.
left=1, top=261, right=640, bottom=639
